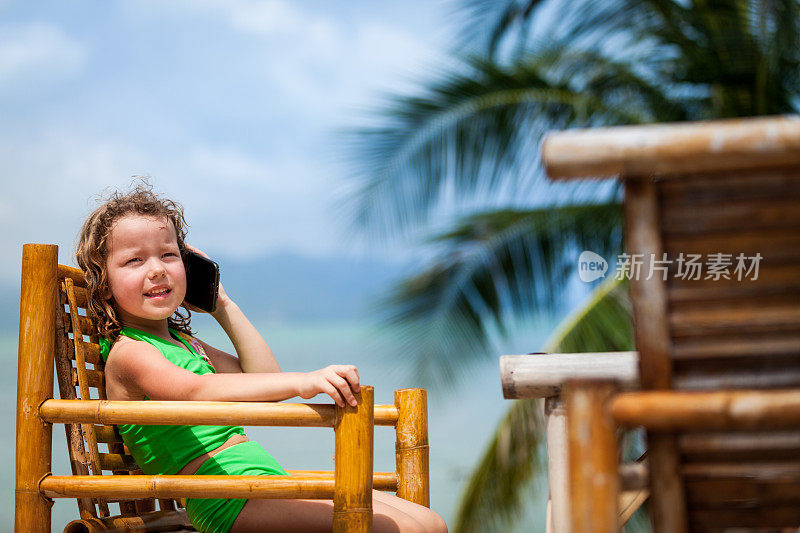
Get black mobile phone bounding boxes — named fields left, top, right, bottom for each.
left=183, top=249, right=220, bottom=313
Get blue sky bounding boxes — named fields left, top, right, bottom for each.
left=0, top=0, right=458, bottom=281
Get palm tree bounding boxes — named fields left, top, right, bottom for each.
left=342, top=1, right=800, bottom=530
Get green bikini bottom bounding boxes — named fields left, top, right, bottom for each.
left=184, top=440, right=290, bottom=533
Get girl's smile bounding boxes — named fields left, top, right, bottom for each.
left=104, top=214, right=187, bottom=333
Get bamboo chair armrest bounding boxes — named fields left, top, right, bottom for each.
left=40, top=399, right=400, bottom=427
left=42, top=472, right=401, bottom=500
left=500, top=351, right=640, bottom=399
left=41, top=474, right=338, bottom=500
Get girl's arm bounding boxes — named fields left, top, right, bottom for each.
left=107, top=338, right=360, bottom=406
left=207, top=297, right=281, bottom=374
left=184, top=243, right=279, bottom=374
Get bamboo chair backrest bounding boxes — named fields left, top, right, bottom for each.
left=54, top=264, right=184, bottom=524
left=649, top=168, right=800, bottom=530
left=543, top=116, right=800, bottom=531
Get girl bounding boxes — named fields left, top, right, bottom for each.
left=76, top=183, right=448, bottom=533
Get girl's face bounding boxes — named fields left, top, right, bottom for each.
left=104, top=214, right=187, bottom=328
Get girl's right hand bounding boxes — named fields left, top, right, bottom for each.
left=297, top=365, right=361, bottom=407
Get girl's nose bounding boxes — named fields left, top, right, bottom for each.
left=148, top=262, right=167, bottom=280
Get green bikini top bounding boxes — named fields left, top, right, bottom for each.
left=99, top=326, right=244, bottom=475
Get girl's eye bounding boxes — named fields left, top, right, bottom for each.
left=125, top=258, right=141, bottom=265
left=163, top=252, right=178, bottom=258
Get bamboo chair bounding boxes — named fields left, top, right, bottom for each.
left=15, top=244, right=430, bottom=533
left=541, top=115, right=800, bottom=532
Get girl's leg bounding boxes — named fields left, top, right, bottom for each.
left=230, top=489, right=441, bottom=533
left=373, top=490, right=448, bottom=533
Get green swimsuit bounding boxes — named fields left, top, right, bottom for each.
left=100, top=327, right=289, bottom=533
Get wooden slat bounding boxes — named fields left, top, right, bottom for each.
left=65, top=278, right=109, bottom=517
left=672, top=333, right=800, bottom=360
left=659, top=167, right=800, bottom=203
left=67, top=338, right=102, bottom=365
left=664, top=229, right=800, bottom=265
left=94, top=425, right=122, bottom=444
left=689, top=506, right=800, bottom=529
left=670, top=304, right=800, bottom=338
left=662, top=197, right=800, bottom=235
left=93, top=426, right=121, bottom=445
left=64, top=314, right=98, bottom=336
left=66, top=284, right=89, bottom=308
left=683, top=461, right=800, bottom=479
left=670, top=292, right=800, bottom=315
left=54, top=286, right=96, bottom=520
left=686, top=478, right=800, bottom=507
left=680, top=431, right=800, bottom=462
left=674, top=368, right=800, bottom=391
left=667, top=262, right=800, bottom=302
left=58, top=263, right=87, bottom=288
left=99, top=453, right=139, bottom=472
left=70, top=367, right=104, bottom=389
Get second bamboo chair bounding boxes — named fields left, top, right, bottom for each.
left=15, top=244, right=430, bottom=533
left=542, top=115, right=800, bottom=532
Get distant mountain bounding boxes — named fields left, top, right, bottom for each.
left=0, top=252, right=410, bottom=332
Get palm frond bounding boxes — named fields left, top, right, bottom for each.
left=373, top=202, right=624, bottom=389
left=542, top=276, right=633, bottom=353
left=341, top=54, right=646, bottom=240
left=453, top=0, right=545, bottom=58
left=450, top=397, right=545, bottom=533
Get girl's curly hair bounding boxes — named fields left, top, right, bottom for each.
left=75, top=179, right=193, bottom=340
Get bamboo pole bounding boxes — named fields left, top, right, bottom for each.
left=16, top=244, right=58, bottom=533
left=625, top=177, right=687, bottom=533
left=501, top=352, right=639, bottom=399
left=287, top=470, right=398, bottom=491
left=612, top=389, right=800, bottom=431
left=41, top=399, right=336, bottom=427
left=566, top=380, right=619, bottom=533
left=394, top=388, right=430, bottom=507
left=542, top=115, right=800, bottom=179
left=334, top=385, right=374, bottom=533
left=545, top=396, right=571, bottom=533
left=40, top=474, right=336, bottom=499
left=40, top=398, right=399, bottom=427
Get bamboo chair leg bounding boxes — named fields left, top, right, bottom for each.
left=395, top=388, right=430, bottom=507
left=546, top=395, right=571, bottom=533
left=334, top=385, right=374, bottom=533
left=566, top=380, right=620, bottom=533
left=15, top=244, right=58, bottom=533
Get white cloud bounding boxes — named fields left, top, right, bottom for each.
left=0, top=127, right=348, bottom=282
left=126, top=0, right=317, bottom=38
left=120, top=0, right=443, bottom=118
left=0, top=22, right=88, bottom=91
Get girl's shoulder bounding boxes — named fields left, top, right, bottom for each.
left=105, top=335, right=161, bottom=365
left=103, top=337, right=162, bottom=401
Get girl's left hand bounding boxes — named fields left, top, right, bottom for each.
left=182, top=243, right=231, bottom=314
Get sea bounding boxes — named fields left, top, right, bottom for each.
left=1, top=316, right=555, bottom=532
